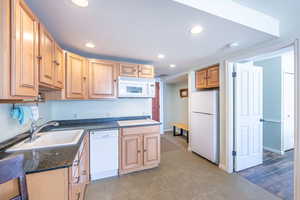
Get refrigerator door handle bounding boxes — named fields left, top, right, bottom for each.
left=192, top=111, right=214, bottom=115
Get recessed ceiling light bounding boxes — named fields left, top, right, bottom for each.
left=85, top=42, right=95, bottom=48
left=72, top=0, right=89, bottom=7
left=170, top=64, right=176, bottom=68
left=228, top=42, right=239, bottom=48
left=190, top=26, right=203, bottom=34
left=158, top=54, right=165, bottom=59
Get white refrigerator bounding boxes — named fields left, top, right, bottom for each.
left=190, top=90, right=219, bottom=164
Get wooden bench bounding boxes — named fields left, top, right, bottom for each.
left=172, top=123, right=189, bottom=143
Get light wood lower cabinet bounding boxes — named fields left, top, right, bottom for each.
left=119, top=125, right=160, bottom=174
left=143, top=133, right=160, bottom=167
left=0, top=134, right=90, bottom=200
left=121, top=135, right=143, bottom=171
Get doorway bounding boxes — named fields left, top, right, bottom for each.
left=152, top=82, right=160, bottom=121
left=232, top=48, right=295, bottom=200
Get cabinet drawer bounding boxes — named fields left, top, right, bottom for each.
left=121, top=125, right=160, bottom=136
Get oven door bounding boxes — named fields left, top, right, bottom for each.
left=118, top=82, right=148, bottom=97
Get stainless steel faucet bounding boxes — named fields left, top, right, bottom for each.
left=29, top=121, right=60, bottom=142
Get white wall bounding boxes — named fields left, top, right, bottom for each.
left=163, top=81, right=189, bottom=131
left=0, top=102, right=52, bottom=142
left=50, top=99, right=152, bottom=120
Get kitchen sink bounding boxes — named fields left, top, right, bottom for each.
left=6, top=129, right=85, bottom=152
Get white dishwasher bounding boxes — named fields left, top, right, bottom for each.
left=90, top=129, right=119, bottom=180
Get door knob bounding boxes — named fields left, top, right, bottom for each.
left=259, top=119, right=264, bottom=122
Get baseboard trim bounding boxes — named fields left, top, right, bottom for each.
left=263, top=147, right=284, bottom=155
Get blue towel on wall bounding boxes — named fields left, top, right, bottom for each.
left=11, top=106, right=32, bottom=125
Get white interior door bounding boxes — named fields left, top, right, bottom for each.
left=235, top=62, right=263, bottom=171
left=283, top=72, right=295, bottom=151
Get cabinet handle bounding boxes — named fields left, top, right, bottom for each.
left=82, top=170, right=87, bottom=175
left=73, top=160, right=80, bottom=166
left=73, top=176, right=80, bottom=184
left=53, top=60, right=60, bottom=65
left=144, top=149, right=147, bottom=152
left=137, top=150, right=141, bottom=153
left=37, top=56, right=42, bottom=60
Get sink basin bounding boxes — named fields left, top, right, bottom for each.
left=6, top=129, right=84, bottom=152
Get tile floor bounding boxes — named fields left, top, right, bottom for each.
left=85, top=133, right=280, bottom=200
left=238, top=150, right=294, bottom=200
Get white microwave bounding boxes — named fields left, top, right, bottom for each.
left=118, top=77, right=155, bottom=98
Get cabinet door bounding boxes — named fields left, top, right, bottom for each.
left=88, top=60, right=117, bottom=99
left=143, top=134, right=160, bottom=167
left=66, top=53, right=86, bottom=99
left=207, top=65, right=219, bottom=88
left=195, top=70, right=207, bottom=89
left=11, top=0, right=39, bottom=97
left=70, top=183, right=84, bottom=200
left=139, top=65, right=154, bottom=78
left=53, top=44, right=64, bottom=89
left=39, top=24, right=55, bottom=86
left=119, top=63, right=139, bottom=77
left=121, top=135, right=143, bottom=171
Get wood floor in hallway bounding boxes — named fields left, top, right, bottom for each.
left=238, top=150, right=294, bottom=200
left=85, top=134, right=280, bottom=200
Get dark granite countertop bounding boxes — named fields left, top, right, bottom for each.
left=0, top=130, right=87, bottom=174
left=0, top=116, right=161, bottom=174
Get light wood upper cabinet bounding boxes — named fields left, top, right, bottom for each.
left=195, top=64, right=219, bottom=89
left=66, top=52, right=87, bottom=99
left=88, top=60, right=117, bottom=99
left=10, top=0, right=39, bottom=97
left=139, top=65, right=155, bottom=78
left=207, top=66, right=219, bottom=88
left=39, top=24, right=55, bottom=86
left=119, top=63, right=155, bottom=78
left=53, top=44, right=64, bottom=89
left=119, top=63, right=139, bottom=77
left=143, top=133, right=160, bottom=167
left=195, top=70, right=207, bottom=89
left=121, top=135, right=143, bottom=171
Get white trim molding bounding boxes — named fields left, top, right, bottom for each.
left=263, top=147, right=284, bottom=155
left=222, top=39, right=299, bottom=200
left=294, top=39, right=300, bottom=200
